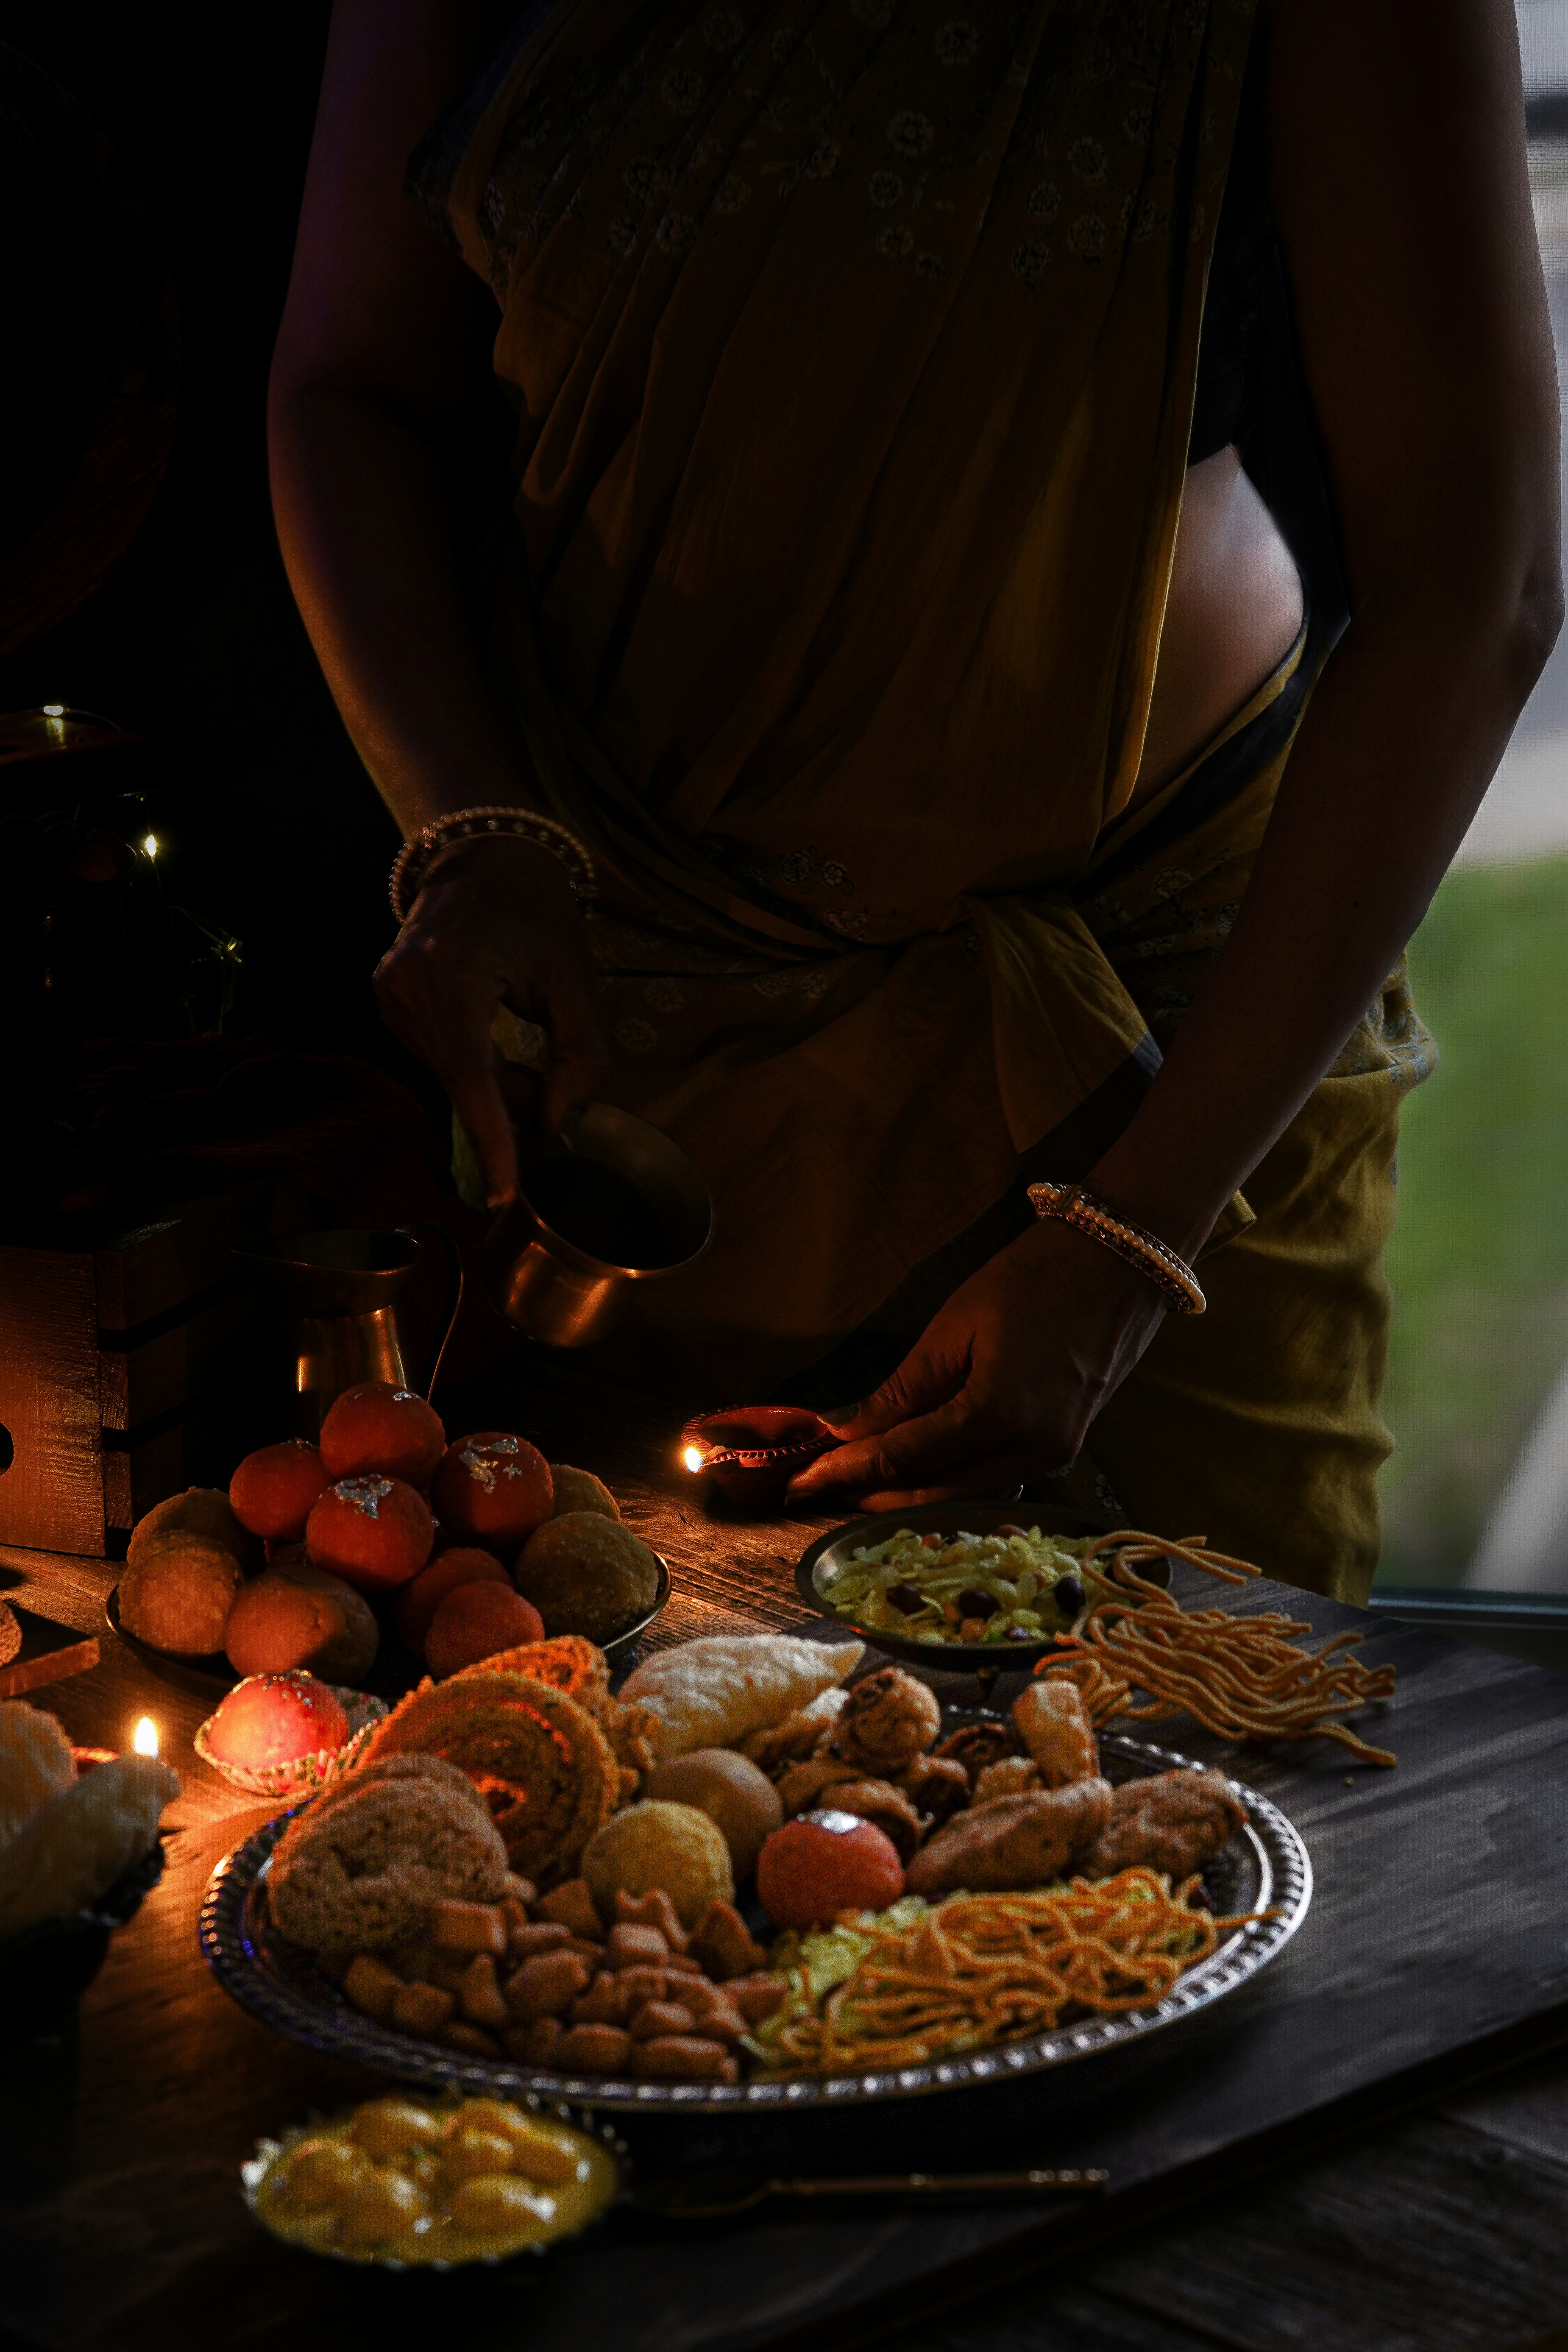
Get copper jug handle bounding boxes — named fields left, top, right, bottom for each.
left=395, top=1224, right=464, bottom=1400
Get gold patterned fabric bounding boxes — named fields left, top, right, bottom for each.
left=431, top=0, right=1432, bottom=1598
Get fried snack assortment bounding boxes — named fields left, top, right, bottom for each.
left=754, top=1870, right=1255, bottom=2077
left=1036, top=1535, right=1400, bottom=1767
left=251, top=2092, right=617, bottom=2264
left=319, top=1876, right=780, bottom=2083
left=0, top=1718, right=178, bottom=1942
left=364, top=1672, right=622, bottom=1888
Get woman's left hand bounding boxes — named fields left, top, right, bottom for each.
left=785, top=1219, right=1171, bottom=1511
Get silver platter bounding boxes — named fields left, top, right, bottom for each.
left=198, top=1732, right=1311, bottom=2116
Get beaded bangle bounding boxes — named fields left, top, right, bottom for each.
left=1026, top=1179, right=1206, bottom=1315
left=389, top=805, right=596, bottom=924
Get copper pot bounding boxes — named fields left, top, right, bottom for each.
left=482, top=1103, right=714, bottom=1348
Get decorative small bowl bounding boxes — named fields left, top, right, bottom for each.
left=194, top=1684, right=389, bottom=1800
left=678, top=1406, right=841, bottom=1510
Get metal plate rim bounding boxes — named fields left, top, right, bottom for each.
left=198, top=1731, right=1312, bottom=2117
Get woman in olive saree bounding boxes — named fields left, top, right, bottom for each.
left=270, top=0, right=1558, bottom=1607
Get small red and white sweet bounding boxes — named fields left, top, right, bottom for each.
left=204, top=1673, right=350, bottom=1771
left=755, top=1809, right=905, bottom=1930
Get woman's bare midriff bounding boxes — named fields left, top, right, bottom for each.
left=1132, top=445, right=1306, bottom=806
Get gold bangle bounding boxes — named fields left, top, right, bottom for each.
left=389, top=805, right=596, bottom=924
left=1026, top=1180, right=1206, bottom=1315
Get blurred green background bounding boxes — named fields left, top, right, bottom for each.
left=1378, top=852, right=1568, bottom=1586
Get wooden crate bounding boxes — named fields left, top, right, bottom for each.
left=0, top=1178, right=304, bottom=1556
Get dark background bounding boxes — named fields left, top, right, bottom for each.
left=0, top=0, right=463, bottom=1089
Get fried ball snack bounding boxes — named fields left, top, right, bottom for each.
left=898, top=1754, right=972, bottom=1829
left=511, top=1513, right=659, bottom=1644
left=0, top=1603, right=17, bottom=1671
left=0, top=1700, right=75, bottom=1846
left=740, top=1687, right=849, bottom=1778
left=225, top=1563, right=378, bottom=1683
left=1074, top=1768, right=1247, bottom=1881
left=905, top=1778, right=1114, bottom=1898
left=643, top=1749, right=783, bottom=1880
left=833, top=1666, right=942, bottom=1777
left=581, top=1801, right=735, bottom=1931
left=775, top=1756, right=863, bottom=1818
left=973, top=1756, right=1042, bottom=1804
left=117, top=1535, right=242, bottom=1656
left=366, top=1671, right=619, bottom=1889
left=622, top=1634, right=863, bottom=1760
left=268, top=1758, right=508, bottom=1951
left=819, top=1777, right=924, bottom=1862
left=933, top=1721, right=1022, bottom=1786
left=128, top=1486, right=263, bottom=1575
left=549, top=1465, right=621, bottom=1522
left=0, top=1755, right=179, bottom=1939
left=426, top=1584, right=546, bottom=1678
left=1012, top=1680, right=1099, bottom=1788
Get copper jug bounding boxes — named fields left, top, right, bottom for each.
left=238, top=1226, right=463, bottom=1437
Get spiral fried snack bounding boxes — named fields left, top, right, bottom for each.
left=460, top=1636, right=659, bottom=1789
left=365, top=1671, right=619, bottom=1886
left=1039, top=1533, right=1398, bottom=1767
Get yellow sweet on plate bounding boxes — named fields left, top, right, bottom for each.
left=248, top=2094, right=617, bottom=2267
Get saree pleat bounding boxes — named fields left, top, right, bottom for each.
left=426, top=0, right=1433, bottom=1598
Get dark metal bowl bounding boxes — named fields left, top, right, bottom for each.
left=795, top=1502, right=1170, bottom=1692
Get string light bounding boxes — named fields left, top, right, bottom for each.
left=132, top=1717, right=159, bottom=1757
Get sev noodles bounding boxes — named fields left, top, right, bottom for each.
left=1045, top=1532, right=1398, bottom=1768
left=755, top=1870, right=1245, bottom=2078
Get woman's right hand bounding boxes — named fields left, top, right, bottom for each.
left=373, top=834, right=610, bottom=1207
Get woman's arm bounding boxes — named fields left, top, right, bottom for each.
left=794, top=0, right=1561, bottom=1506
left=270, top=0, right=608, bottom=1196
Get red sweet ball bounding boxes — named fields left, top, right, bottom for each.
left=319, top=1381, right=446, bottom=1486
left=755, top=1810, right=905, bottom=1930
left=424, top=1582, right=546, bottom=1679
left=393, top=1548, right=510, bottom=1654
left=429, top=1432, right=553, bottom=1553
left=230, top=1441, right=332, bottom=1542
left=204, top=1672, right=349, bottom=1771
left=305, top=1475, right=434, bottom=1595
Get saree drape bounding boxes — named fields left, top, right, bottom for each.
left=424, top=0, right=1434, bottom=1599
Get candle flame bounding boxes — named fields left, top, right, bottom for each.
left=681, top=1445, right=705, bottom=1474
left=142, top=834, right=159, bottom=858
left=41, top=703, right=65, bottom=717
left=133, top=1717, right=158, bottom=1757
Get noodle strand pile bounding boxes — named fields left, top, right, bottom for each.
left=1047, top=1532, right=1398, bottom=1767
left=758, top=1870, right=1242, bottom=2078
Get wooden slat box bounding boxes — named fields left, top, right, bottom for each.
left=0, top=1178, right=302, bottom=1555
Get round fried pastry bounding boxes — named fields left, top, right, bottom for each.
left=580, top=1800, right=735, bottom=1931
left=393, top=1550, right=509, bottom=1653
left=365, top=1671, right=618, bottom=1889
left=320, top=1382, right=446, bottom=1485
left=306, top=1476, right=433, bottom=1594
left=430, top=1432, right=553, bottom=1552
left=230, top=1441, right=331, bottom=1541
left=225, top=1564, right=378, bottom=1684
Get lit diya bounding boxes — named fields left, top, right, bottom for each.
left=678, top=1407, right=841, bottom=1510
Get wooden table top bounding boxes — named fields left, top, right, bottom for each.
left=4, top=1346, right=1568, bottom=2352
